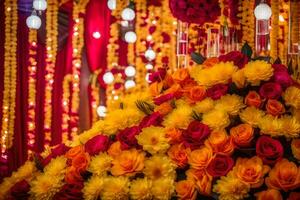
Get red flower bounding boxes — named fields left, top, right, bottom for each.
left=183, top=121, right=210, bottom=149
left=219, top=51, right=248, bottom=68
left=84, top=135, right=110, bottom=156
left=53, top=183, right=84, bottom=200
left=288, top=192, right=300, bottom=200
left=149, top=68, right=166, bottom=83
left=207, top=154, right=234, bottom=177
left=154, top=93, right=175, bottom=105
left=259, top=82, right=282, bottom=99
left=117, top=126, right=141, bottom=150
left=9, top=180, right=30, bottom=200
left=207, top=84, right=228, bottom=100
left=272, top=64, right=293, bottom=88
left=256, top=136, right=283, bottom=165
left=139, top=112, right=163, bottom=128
left=41, top=144, right=70, bottom=167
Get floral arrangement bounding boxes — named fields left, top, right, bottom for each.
left=1, top=49, right=300, bottom=200
left=169, top=0, right=221, bottom=25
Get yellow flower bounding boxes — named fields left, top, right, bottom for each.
left=192, top=98, right=214, bottom=113
left=83, top=176, right=105, bottom=200
left=258, top=115, right=283, bottom=136
left=215, top=94, right=245, bottom=115
left=232, top=69, right=246, bottom=88
left=202, top=109, right=230, bottom=130
left=239, top=107, right=265, bottom=127
left=163, top=100, right=193, bottom=129
left=130, top=178, right=153, bottom=200
left=190, top=62, right=237, bottom=87
left=280, top=116, right=300, bottom=138
left=137, top=126, right=170, bottom=154
left=151, top=178, right=175, bottom=200
left=243, top=60, right=273, bottom=85
left=43, top=156, right=67, bottom=177
left=101, top=176, right=129, bottom=200
left=144, top=155, right=176, bottom=180
left=213, top=172, right=250, bottom=200
left=109, top=92, right=151, bottom=110
left=283, top=86, right=300, bottom=109
left=88, top=153, right=112, bottom=176
left=292, top=108, right=300, bottom=122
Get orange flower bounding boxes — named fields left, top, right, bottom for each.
left=230, top=124, right=254, bottom=147
left=186, top=169, right=212, bottom=196
left=245, top=91, right=262, bottom=108
left=149, top=82, right=163, bottom=97
left=154, top=102, right=173, bottom=116
left=165, top=128, right=182, bottom=144
left=172, top=68, right=189, bottom=83
left=203, top=57, right=219, bottom=68
left=168, top=143, right=191, bottom=168
left=65, top=145, right=85, bottom=159
left=291, top=139, right=300, bottom=160
left=65, top=166, right=83, bottom=184
left=265, top=159, right=300, bottom=191
left=234, top=156, right=270, bottom=188
left=266, top=99, right=285, bottom=116
left=176, top=180, right=197, bottom=200
left=108, top=141, right=122, bottom=158
left=288, top=192, right=300, bottom=200
left=71, top=151, right=90, bottom=172
left=164, top=83, right=181, bottom=95
left=185, top=86, right=206, bottom=103
left=188, top=146, right=214, bottom=170
left=205, top=130, right=235, bottom=155
left=163, top=74, right=174, bottom=88
left=255, top=189, right=283, bottom=200
left=111, top=149, right=145, bottom=176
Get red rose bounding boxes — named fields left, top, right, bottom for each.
left=207, top=154, right=234, bottom=177
left=139, top=112, right=163, bottom=128
left=256, top=136, right=283, bottom=165
left=207, top=84, right=228, bottom=100
left=219, top=51, right=249, bottom=68
left=183, top=121, right=210, bottom=149
left=53, top=183, right=84, bottom=200
left=259, top=82, right=282, bottom=99
left=149, top=68, right=167, bottom=83
left=9, top=180, right=30, bottom=200
left=41, top=144, right=70, bottom=167
left=117, top=126, right=141, bottom=150
left=272, top=66, right=293, bottom=88
left=288, top=192, right=300, bottom=200
left=84, top=135, right=110, bottom=156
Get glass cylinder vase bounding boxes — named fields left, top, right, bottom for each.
left=176, top=21, right=189, bottom=69
left=255, top=19, right=271, bottom=56
left=207, top=28, right=219, bottom=58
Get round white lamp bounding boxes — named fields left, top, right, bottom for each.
left=33, top=0, right=47, bottom=11
left=145, top=63, right=153, bottom=70
left=124, top=31, right=137, bottom=43
left=121, top=8, right=135, bottom=21
left=103, top=72, right=114, bottom=84
left=26, top=14, right=42, bottom=29
left=97, top=105, right=107, bottom=117
left=107, top=0, right=116, bottom=10
left=125, top=80, right=136, bottom=89
left=125, top=66, right=136, bottom=77
left=145, top=48, right=156, bottom=61
left=92, top=31, right=101, bottom=39
left=254, top=3, right=272, bottom=20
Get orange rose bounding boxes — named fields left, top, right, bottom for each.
left=203, top=57, right=219, bottom=68
left=234, top=156, right=270, bottom=188
left=291, top=139, right=300, bottom=160
left=149, top=82, right=163, bottom=97
left=245, top=91, right=262, bottom=108
left=288, top=192, right=300, bottom=200
left=188, top=146, right=214, bottom=170
left=165, top=128, right=182, bottom=144
left=107, top=141, right=122, bottom=158
left=163, top=74, right=174, bottom=88
left=265, top=159, right=300, bottom=191
left=185, top=86, right=206, bottom=103
left=164, top=83, right=181, bottom=95
left=230, top=124, right=254, bottom=147
left=266, top=99, right=285, bottom=116
left=65, top=166, right=83, bottom=184
left=176, top=180, right=197, bottom=200
left=172, top=68, right=189, bottom=83
left=111, top=149, right=145, bottom=176
left=205, top=130, right=235, bottom=155
left=71, top=152, right=90, bottom=172
left=154, top=102, right=173, bottom=116
left=186, top=169, right=212, bottom=196
left=65, top=145, right=85, bottom=159
left=255, top=189, right=283, bottom=200
left=168, top=143, right=191, bottom=168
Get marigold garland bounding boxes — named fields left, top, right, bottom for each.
left=270, top=0, right=279, bottom=59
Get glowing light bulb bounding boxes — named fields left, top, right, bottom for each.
left=97, top=105, right=107, bottom=117
left=145, top=63, right=153, bottom=70
left=125, top=66, right=136, bottom=77
left=103, top=72, right=114, bottom=84
left=124, top=31, right=137, bottom=43
left=121, top=8, right=135, bottom=21
left=92, top=31, right=101, bottom=39
left=254, top=3, right=272, bottom=20
left=125, top=80, right=135, bottom=89
left=145, top=48, right=156, bottom=61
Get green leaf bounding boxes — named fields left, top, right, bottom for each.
left=274, top=57, right=282, bottom=64
left=135, top=100, right=154, bottom=115
left=192, top=110, right=202, bottom=121
left=191, top=52, right=206, bottom=64
left=241, top=42, right=252, bottom=59
left=288, top=59, right=294, bottom=75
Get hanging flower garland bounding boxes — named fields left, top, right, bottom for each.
left=1, top=0, right=18, bottom=158
left=278, top=1, right=289, bottom=65
left=270, top=0, right=279, bottom=59
left=27, top=30, right=38, bottom=155
left=61, top=74, right=72, bottom=142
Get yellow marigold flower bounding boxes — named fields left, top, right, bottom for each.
left=163, top=100, right=193, bottom=129
left=280, top=116, right=300, bottom=138
left=244, top=60, right=273, bottom=85
left=83, top=176, right=105, bottom=200
left=192, top=98, right=214, bottom=113
left=215, top=94, right=245, bottom=115
left=232, top=69, right=246, bottom=88
left=88, top=153, right=112, bottom=176
left=110, top=91, right=151, bottom=110
left=144, top=155, right=176, bottom=180
left=151, top=178, right=175, bottom=200
left=101, top=176, right=129, bottom=200
left=239, top=107, right=265, bottom=127
left=258, top=115, right=283, bottom=136
left=137, top=126, right=170, bottom=154
left=283, top=86, right=300, bottom=109
left=43, top=156, right=67, bottom=177
left=30, top=174, right=63, bottom=200
left=213, top=172, right=250, bottom=200
left=130, top=178, right=153, bottom=200
left=111, top=149, right=145, bottom=176
left=190, top=62, right=238, bottom=87
left=292, top=108, right=300, bottom=122
left=202, top=109, right=230, bottom=130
